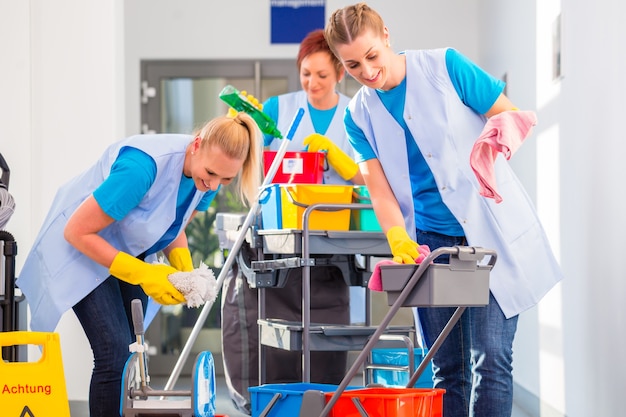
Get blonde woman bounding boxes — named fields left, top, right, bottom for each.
left=18, top=113, right=262, bottom=417
left=325, top=3, right=562, bottom=417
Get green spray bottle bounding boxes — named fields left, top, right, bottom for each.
left=219, top=85, right=283, bottom=139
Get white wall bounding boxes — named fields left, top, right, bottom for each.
left=477, top=1, right=564, bottom=414
left=2, top=0, right=125, bottom=403
left=0, top=0, right=32, bottom=249
left=480, top=0, right=626, bottom=416
left=4, top=0, right=626, bottom=415
left=557, top=1, right=626, bottom=416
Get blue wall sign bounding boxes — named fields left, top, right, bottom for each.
left=271, top=0, right=326, bottom=44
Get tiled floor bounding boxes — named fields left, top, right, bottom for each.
left=70, top=373, right=534, bottom=416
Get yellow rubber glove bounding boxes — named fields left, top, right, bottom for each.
left=109, top=252, right=186, bottom=305
left=227, top=90, right=263, bottom=118
left=167, top=247, right=194, bottom=272
left=303, top=133, right=359, bottom=181
left=386, top=226, right=419, bottom=264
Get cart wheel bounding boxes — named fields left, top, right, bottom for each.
left=192, top=351, right=216, bottom=417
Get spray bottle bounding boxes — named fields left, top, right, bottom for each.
left=219, top=84, right=283, bottom=139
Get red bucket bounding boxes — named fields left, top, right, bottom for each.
left=326, top=387, right=445, bottom=417
left=263, top=151, right=325, bottom=184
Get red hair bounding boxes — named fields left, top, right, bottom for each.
left=296, top=29, right=343, bottom=77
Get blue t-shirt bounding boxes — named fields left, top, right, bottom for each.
left=92, top=147, right=215, bottom=254
left=345, top=48, right=505, bottom=236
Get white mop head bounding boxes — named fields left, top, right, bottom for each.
left=167, top=262, right=218, bottom=308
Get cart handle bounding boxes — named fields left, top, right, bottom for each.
left=445, top=245, right=497, bottom=272
left=259, top=392, right=282, bottom=417
left=282, top=185, right=351, bottom=213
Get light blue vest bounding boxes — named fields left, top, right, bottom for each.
left=18, top=134, right=206, bottom=331
left=268, top=90, right=353, bottom=185
left=349, top=49, right=563, bottom=318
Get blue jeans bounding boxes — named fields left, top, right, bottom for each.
left=73, top=275, right=148, bottom=417
left=416, top=229, right=518, bottom=417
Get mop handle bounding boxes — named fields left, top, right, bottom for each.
left=131, top=299, right=149, bottom=389
left=131, top=299, right=144, bottom=337
left=261, top=109, right=303, bottom=189
left=164, top=108, right=304, bottom=391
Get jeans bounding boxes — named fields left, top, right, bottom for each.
left=73, top=275, right=148, bottom=417
left=416, top=229, right=519, bottom=417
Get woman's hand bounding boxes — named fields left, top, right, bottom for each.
left=303, top=133, right=359, bottom=181
left=109, top=252, right=186, bottom=305
left=227, top=91, right=262, bottom=117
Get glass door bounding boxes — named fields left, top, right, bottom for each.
left=140, top=59, right=300, bottom=134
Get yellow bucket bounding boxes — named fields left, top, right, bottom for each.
left=280, top=184, right=353, bottom=231
left=0, top=331, right=70, bottom=417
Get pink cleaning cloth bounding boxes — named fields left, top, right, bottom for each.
left=368, top=245, right=431, bottom=291
left=470, top=110, right=537, bottom=203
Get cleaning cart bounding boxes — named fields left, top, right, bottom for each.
left=252, top=202, right=414, bottom=384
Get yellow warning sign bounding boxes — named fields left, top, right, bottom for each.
left=0, top=332, right=70, bottom=417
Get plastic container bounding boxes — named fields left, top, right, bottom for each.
left=263, top=151, right=325, bottom=184
left=259, top=184, right=283, bottom=229
left=326, top=387, right=445, bottom=417
left=280, top=184, right=353, bottom=230
left=260, top=184, right=353, bottom=230
left=249, top=383, right=358, bottom=417
left=219, top=84, right=283, bottom=138
left=350, top=185, right=382, bottom=231
left=380, top=262, right=491, bottom=307
left=370, top=348, right=434, bottom=388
